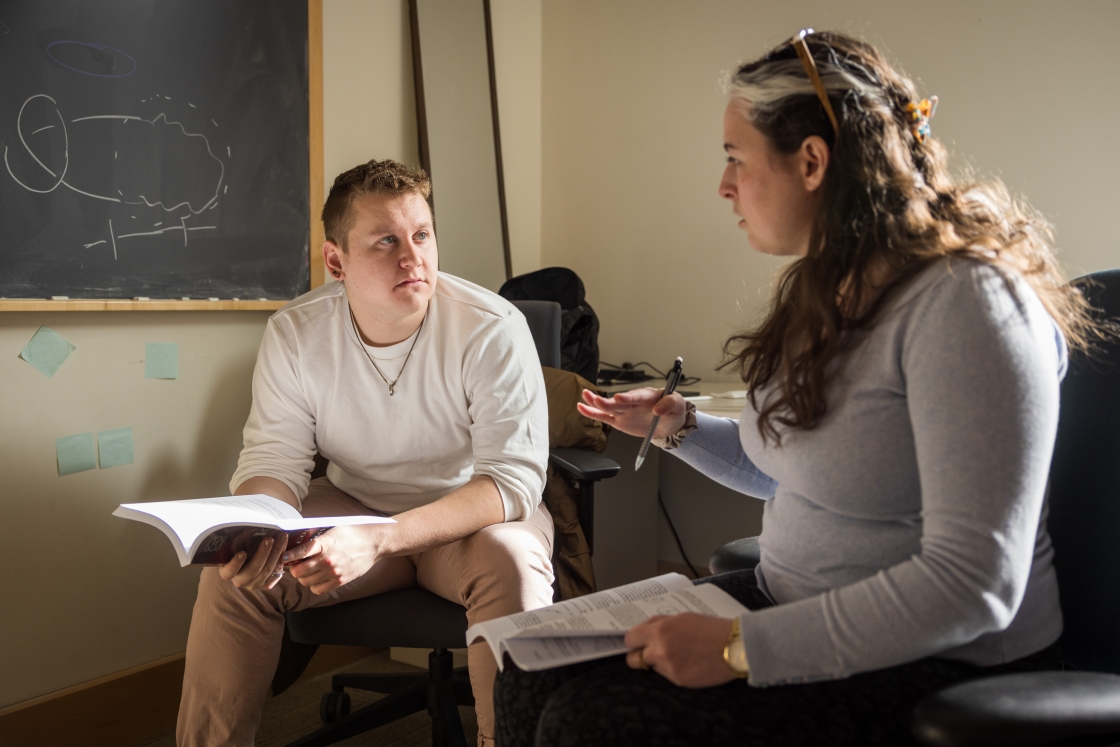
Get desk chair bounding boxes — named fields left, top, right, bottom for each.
left=282, top=300, right=619, bottom=747
left=912, top=268, right=1120, bottom=745
left=706, top=269, right=1120, bottom=746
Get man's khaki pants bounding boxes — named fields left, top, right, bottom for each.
left=176, top=478, right=555, bottom=747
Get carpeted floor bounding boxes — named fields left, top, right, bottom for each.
left=136, top=651, right=477, bottom=747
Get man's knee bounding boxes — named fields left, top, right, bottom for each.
left=193, top=566, right=284, bottom=620
left=459, top=522, right=554, bottom=608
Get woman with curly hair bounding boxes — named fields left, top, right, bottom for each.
left=494, top=30, right=1102, bottom=746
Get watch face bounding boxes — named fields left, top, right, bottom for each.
left=729, top=643, right=749, bottom=674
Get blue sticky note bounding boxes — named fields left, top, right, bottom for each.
left=98, top=427, right=135, bottom=469
left=56, top=433, right=97, bottom=476
left=145, top=342, right=179, bottom=379
left=20, top=326, right=75, bottom=378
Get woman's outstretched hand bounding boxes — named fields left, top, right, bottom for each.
left=578, top=387, right=689, bottom=439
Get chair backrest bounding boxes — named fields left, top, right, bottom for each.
left=512, top=299, right=562, bottom=369
left=501, top=268, right=601, bottom=382
left=1047, top=269, right=1120, bottom=673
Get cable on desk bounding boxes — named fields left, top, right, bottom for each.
left=599, top=360, right=701, bottom=387
left=658, top=490, right=703, bottom=579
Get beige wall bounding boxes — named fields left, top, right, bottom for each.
left=322, top=0, right=541, bottom=277
left=13, top=0, right=1114, bottom=711
left=0, top=0, right=541, bottom=710
left=0, top=312, right=268, bottom=708
left=541, top=0, right=1120, bottom=381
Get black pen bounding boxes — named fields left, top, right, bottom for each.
left=634, top=357, right=684, bottom=470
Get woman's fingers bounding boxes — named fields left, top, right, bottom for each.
left=576, top=402, right=613, bottom=421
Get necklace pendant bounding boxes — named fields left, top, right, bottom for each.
left=388, top=384, right=395, bottom=396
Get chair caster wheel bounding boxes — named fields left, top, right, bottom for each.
left=320, top=691, right=351, bottom=723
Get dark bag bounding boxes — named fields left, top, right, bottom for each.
left=499, top=267, right=600, bottom=382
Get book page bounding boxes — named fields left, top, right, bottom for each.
left=117, top=494, right=302, bottom=545
left=467, top=575, right=748, bottom=671
left=113, top=494, right=395, bottom=566
left=512, top=584, right=747, bottom=638
left=504, top=634, right=628, bottom=671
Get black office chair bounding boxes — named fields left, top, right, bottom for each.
left=912, top=269, right=1120, bottom=745
left=282, top=299, right=619, bottom=747
left=706, top=270, right=1120, bottom=746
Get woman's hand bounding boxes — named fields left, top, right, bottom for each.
left=578, top=387, right=688, bottom=439
left=283, top=524, right=392, bottom=595
left=624, top=613, right=739, bottom=688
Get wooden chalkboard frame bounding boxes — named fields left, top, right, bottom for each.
left=0, top=0, right=325, bottom=313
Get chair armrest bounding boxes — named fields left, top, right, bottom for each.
left=708, top=536, right=760, bottom=575
left=549, top=448, right=620, bottom=482
left=912, top=671, right=1120, bottom=747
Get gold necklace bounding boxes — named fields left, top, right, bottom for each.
left=349, top=305, right=424, bottom=396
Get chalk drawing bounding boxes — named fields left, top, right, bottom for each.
left=4, top=94, right=226, bottom=257
left=47, top=41, right=136, bottom=78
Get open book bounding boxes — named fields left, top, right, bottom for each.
left=113, top=494, right=395, bottom=566
left=467, top=573, right=748, bottom=672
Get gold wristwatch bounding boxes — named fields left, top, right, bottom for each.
left=723, top=617, right=750, bottom=678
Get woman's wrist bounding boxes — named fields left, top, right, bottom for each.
left=652, top=401, right=698, bottom=450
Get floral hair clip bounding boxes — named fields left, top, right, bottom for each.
left=906, top=96, right=938, bottom=143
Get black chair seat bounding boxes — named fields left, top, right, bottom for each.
left=708, top=536, right=760, bottom=575
left=912, top=671, right=1120, bottom=747
left=548, top=448, right=620, bottom=481
left=287, top=588, right=467, bottom=649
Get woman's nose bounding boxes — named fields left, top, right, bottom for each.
left=718, top=164, right=737, bottom=200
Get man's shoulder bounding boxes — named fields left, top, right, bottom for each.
left=270, top=282, right=345, bottom=329
left=432, top=272, right=518, bottom=325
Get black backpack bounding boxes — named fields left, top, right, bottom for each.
left=499, top=267, right=600, bottom=383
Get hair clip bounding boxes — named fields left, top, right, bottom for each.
left=906, top=96, right=938, bottom=143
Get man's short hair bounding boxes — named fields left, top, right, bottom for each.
left=321, top=159, right=432, bottom=250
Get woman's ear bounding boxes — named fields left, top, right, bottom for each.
left=799, top=135, right=830, bottom=192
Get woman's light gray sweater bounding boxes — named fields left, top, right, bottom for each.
left=673, top=259, right=1066, bottom=687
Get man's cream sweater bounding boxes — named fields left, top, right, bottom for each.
left=230, top=273, right=549, bottom=521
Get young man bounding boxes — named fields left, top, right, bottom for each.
left=176, top=159, right=554, bottom=747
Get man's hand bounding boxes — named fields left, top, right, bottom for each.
left=218, top=530, right=289, bottom=591
left=624, top=613, right=739, bottom=688
left=577, top=387, right=688, bottom=439
left=282, top=524, right=391, bottom=595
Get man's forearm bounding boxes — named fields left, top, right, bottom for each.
left=235, top=475, right=300, bottom=511
left=381, top=475, right=506, bottom=557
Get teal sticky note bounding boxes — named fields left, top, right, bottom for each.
left=20, top=326, right=75, bottom=378
left=98, top=427, right=134, bottom=469
left=56, top=433, right=97, bottom=476
left=145, top=342, right=179, bottom=379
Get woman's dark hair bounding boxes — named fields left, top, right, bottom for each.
left=721, top=31, right=1101, bottom=444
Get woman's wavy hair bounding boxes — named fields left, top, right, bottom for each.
left=721, top=31, right=1101, bottom=445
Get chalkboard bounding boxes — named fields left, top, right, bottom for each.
left=0, top=0, right=311, bottom=301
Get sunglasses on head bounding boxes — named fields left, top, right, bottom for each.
left=789, top=28, right=840, bottom=142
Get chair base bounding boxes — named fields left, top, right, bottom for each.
left=284, top=649, right=474, bottom=747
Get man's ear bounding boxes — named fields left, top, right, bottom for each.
left=323, top=240, right=344, bottom=280
left=799, top=135, right=830, bottom=192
